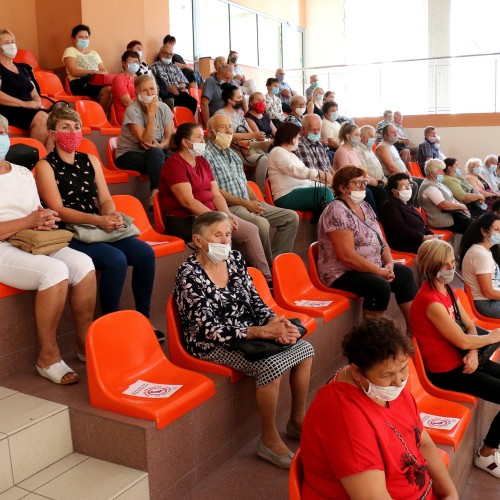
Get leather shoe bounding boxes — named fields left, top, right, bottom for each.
left=286, top=420, right=301, bottom=439
left=256, top=440, right=294, bottom=469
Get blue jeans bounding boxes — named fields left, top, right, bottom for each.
left=115, top=148, right=167, bottom=191
left=474, top=299, right=500, bottom=319
left=69, top=237, right=155, bottom=316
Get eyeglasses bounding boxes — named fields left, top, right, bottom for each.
left=349, top=180, right=369, bottom=188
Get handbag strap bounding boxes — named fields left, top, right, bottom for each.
left=445, top=283, right=461, bottom=322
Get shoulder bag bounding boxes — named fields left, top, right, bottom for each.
left=67, top=212, right=139, bottom=243
left=7, top=229, right=73, bottom=255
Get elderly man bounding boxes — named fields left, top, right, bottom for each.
left=163, top=34, right=203, bottom=87
left=393, top=110, right=417, bottom=154
left=205, top=114, right=299, bottom=266
left=201, top=63, right=237, bottom=126
left=375, top=110, right=393, bottom=141
left=417, top=126, right=444, bottom=173
left=275, top=68, right=296, bottom=113
left=376, top=124, right=421, bottom=205
left=294, top=114, right=332, bottom=174
left=483, top=154, right=500, bottom=193
left=150, top=44, right=198, bottom=115
left=305, top=75, right=319, bottom=101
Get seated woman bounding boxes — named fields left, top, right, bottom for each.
left=301, top=316, right=458, bottom=500
left=465, top=157, right=497, bottom=209
left=174, top=211, right=314, bottom=468
left=460, top=214, right=500, bottom=318
left=332, top=122, right=362, bottom=172
left=0, top=29, right=50, bottom=146
left=245, top=92, right=276, bottom=139
left=411, top=238, right=500, bottom=478
left=318, top=166, right=416, bottom=325
left=159, top=122, right=273, bottom=284
left=63, top=24, right=112, bottom=114
left=306, top=86, right=324, bottom=118
left=0, top=114, right=95, bottom=384
left=418, top=159, right=471, bottom=234
left=442, top=157, right=487, bottom=218
left=379, top=172, right=436, bottom=254
left=267, top=122, right=333, bottom=211
left=284, top=95, right=307, bottom=128
left=264, top=78, right=286, bottom=127
left=227, top=50, right=256, bottom=95
left=126, top=40, right=150, bottom=75
left=111, top=50, right=140, bottom=125
left=34, top=107, right=163, bottom=342
left=115, top=74, right=174, bottom=208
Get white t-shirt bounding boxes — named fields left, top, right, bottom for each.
left=321, top=118, right=340, bottom=141
left=462, top=244, right=500, bottom=300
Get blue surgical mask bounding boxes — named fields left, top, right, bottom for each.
left=127, top=62, right=140, bottom=74
left=77, top=38, right=89, bottom=49
left=455, top=168, right=462, bottom=176
left=162, top=58, right=172, bottom=65
left=136, top=50, right=143, bottom=59
left=490, top=232, right=500, bottom=246
left=473, top=167, right=483, bottom=176
left=0, top=135, right=10, bottom=160
left=307, top=132, right=321, bottom=142
left=366, top=137, right=376, bottom=149
left=490, top=165, right=497, bottom=173
left=436, top=174, right=444, bottom=183
left=329, top=111, right=339, bottom=121
left=271, top=87, right=279, bottom=95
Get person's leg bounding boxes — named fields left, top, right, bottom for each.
left=29, top=111, right=50, bottom=148
left=261, top=202, right=299, bottom=258
left=97, top=86, right=113, bottom=115
left=110, top=237, right=156, bottom=318
left=115, top=151, right=148, bottom=175
left=390, top=263, right=417, bottom=330
left=255, top=155, right=268, bottom=195
left=288, top=357, right=312, bottom=430
left=275, top=187, right=334, bottom=211
left=144, top=147, right=167, bottom=192
left=69, top=240, right=127, bottom=314
left=450, top=212, right=471, bottom=234
left=474, top=299, right=500, bottom=319
left=409, top=179, right=421, bottom=207
left=231, top=215, right=272, bottom=282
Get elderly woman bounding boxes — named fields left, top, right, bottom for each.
left=115, top=74, right=174, bottom=207
left=442, top=157, right=487, bottom=218
left=175, top=211, right=314, bottom=468
left=318, top=166, right=416, bottom=323
left=306, top=86, right=325, bottom=117
left=111, top=50, right=140, bottom=125
left=418, top=158, right=471, bottom=233
left=0, top=29, right=49, bottom=145
left=465, top=157, right=498, bottom=205
left=159, top=122, right=273, bottom=284
left=0, top=114, right=96, bottom=384
left=245, top=92, right=276, bottom=139
left=34, top=107, right=162, bottom=341
left=264, top=78, right=286, bottom=127
left=285, top=95, right=307, bottom=128
left=301, top=317, right=458, bottom=499
left=379, top=172, right=436, bottom=253
left=226, top=50, right=256, bottom=95
left=63, top=24, right=112, bottom=114
left=411, top=238, right=500, bottom=478
left=332, top=122, right=362, bottom=172
left=460, top=214, right=500, bottom=318
left=267, top=122, right=333, bottom=211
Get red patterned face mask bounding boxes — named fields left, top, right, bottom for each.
left=54, top=131, right=83, bottom=153
left=254, top=101, right=266, bottom=113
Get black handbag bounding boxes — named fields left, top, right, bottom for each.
left=6, top=143, right=40, bottom=171
left=445, top=284, right=500, bottom=365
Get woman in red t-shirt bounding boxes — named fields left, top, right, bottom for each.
left=111, top=50, right=139, bottom=125
left=411, top=238, right=500, bottom=478
left=300, top=317, right=457, bottom=499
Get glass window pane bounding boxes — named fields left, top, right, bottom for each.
left=282, top=25, right=303, bottom=70
left=168, top=0, right=194, bottom=61
left=198, top=0, right=229, bottom=58
left=229, top=6, right=258, bottom=67
left=258, top=16, right=281, bottom=70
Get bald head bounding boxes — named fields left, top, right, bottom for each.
left=301, top=113, right=321, bottom=138
left=209, top=114, right=233, bottom=137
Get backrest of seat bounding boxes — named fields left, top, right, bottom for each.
left=247, top=181, right=265, bottom=202
left=405, top=357, right=425, bottom=402
left=34, top=70, right=63, bottom=95
left=77, top=137, right=104, bottom=164
left=273, top=253, right=313, bottom=299
left=189, top=87, right=200, bottom=103
left=9, top=137, right=47, bottom=159
left=289, top=448, right=303, bottom=500
left=153, top=192, right=165, bottom=234
left=307, top=242, right=324, bottom=288
left=75, top=100, right=109, bottom=128
left=112, top=194, right=150, bottom=233
left=109, top=103, right=120, bottom=126
left=14, top=49, right=40, bottom=69
left=264, top=178, right=275, bottom=205
left=173, top=106, right=196, bottom=127
left=106, top=137, right=119, bottom=168
left=248, top=266, right=275, bottom=305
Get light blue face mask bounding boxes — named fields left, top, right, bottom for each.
left=307, top=132, right=321, bottom=142
left=455, top=168, right=462, bottom=176
left=366, top=137, right=376, bottom=149
left=436, top=174, right=444, bottom=183
left=329, top=111, right=339, bottom=121
left=162, top=58, right=172, bottom=65
left=490, top=165, right=498, bottom=173
left=473, top=167, right=483, bottom=176
left=490, top=232, right=500, bottom=246
left=127, top=62, right=140, bottom=74
left=0, top=135, right=10, bottom=160
left=77, top=38, right=89, bottom=49
left=271, top=87, right=279, bottom=95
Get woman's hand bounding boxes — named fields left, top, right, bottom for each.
left=23, top=100, right=42, bottom=110
left=228, top=213, right=239, bottom=231
left=263, top=316, right=300, bottom=344
left=378, top=265, right=395, bottom=282
left=251, top=131, right=266, bottom=141
left=463, top=349, right=479, bottom=374
left=142, top=95, right=158, bottom=115
left=28, top=206, right=60, bottom=230
left=98, top=213, right=124, bottom=232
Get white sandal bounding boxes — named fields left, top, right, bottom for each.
left=36, top=360, right=80, bottom=385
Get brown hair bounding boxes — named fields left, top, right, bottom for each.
left=332, top=165, right=366, bottom=197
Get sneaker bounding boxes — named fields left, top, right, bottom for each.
left=474, top=448, right=500, bottom=478
left=154, top=329, right=166, bottom=343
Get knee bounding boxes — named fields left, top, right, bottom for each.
left=100, top=86, right=112, bottom=98
left=146, top=147, right=166, bottom=162
left=106, top=250, right=128, bottom=272
left=364, top=277, right=392, bottom=310
left=39, top=259, right=70, bottom=290
left=32, top=111, right=48, bottom=127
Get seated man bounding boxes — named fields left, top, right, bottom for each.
left=294, top=114, right=332, bottom=174
left=417, top=126, right=444, bottom=174
left=305, top=74, right=319, bottom=101
left=163, top=34, right=203, bottom=87
left=375, top=109, right=393, bottom=141
left=275, top=68, right=296, bottom=113
left=376, top=123, right=421, bottom=205
left=150, top=44, right=198, bottom=115
left=201, top=63, right=235, bottom=126
left=393, top=110, right=417, bottom=157
left=484, top=154, right=500, bottom=193
left=205, top=114, right=299, bottom=267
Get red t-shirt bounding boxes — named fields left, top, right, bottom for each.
left=300, top=379, right=433, bottom=500
left=410, top=282, right=464, bottom=373
left=159, top=152, right=216, bottom=218
left=111, top=73, right=136, bottom=125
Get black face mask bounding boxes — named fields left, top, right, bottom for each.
left=232, top=100, right=244, bottom=110
left=230, top=57, right=237, bottom=63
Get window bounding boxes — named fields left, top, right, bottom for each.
left=197, top=0, right=230, bottom=58
left=258, top=16, right=281, bottom=70
left=168, top=0, right=194, bottom=61
left=229, top=5, right=258, bottom=67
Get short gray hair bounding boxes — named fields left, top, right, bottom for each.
left=192, top=211, right=230, bottom=238
left=484, top=154, right=497, bottom=165
left=359, top=125, right=374, bottom=137
left=302, top=113, right=321, bottom=130
left=424, top=158, right=445, bottom=176
left=134, top=74, right=156, bottom=91
left=0, top=114, right=9, bottom=134
left=290, top=95, right=306, bottom=107
left=465, top=157, right=481, bottom=175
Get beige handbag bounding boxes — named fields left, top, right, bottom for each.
left=7, top=229, right=73, bottom=255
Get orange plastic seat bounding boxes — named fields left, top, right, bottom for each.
left=409, top=161, right=424, bottom=178
left=75, top=100, right=121, bottom=135
left=307, top=242, right=357, bottom=299
left=247, top=267, right=316, bottom=336
left=33, top=70, right=85, bottom=102
left=76, top=137, right=128, bottom=184
left=377, top=222, right=416, bottom=267
left=112, top=194, right=185, bottom=257
left=412, top=337, right=478, bottom=408
left=10, top=137, right=47, bottom=160
left=247, top=180, right=264, bottom=202
left=14, top=49, right=51, bottom=72
left=463, top=284, right=500, bottom=325
left=419, top=208, right=453, bottom=241
left=289, top=447, right=303, bottom=500
left=173, top=106, right=196, bottom=127
left=153, top=192, right=165, bottom=234
left=106, top=137, right=148, bottom=180
left=188, top=87, right=200, bottom=104
left=0, top=283, right=24, bottom=299
left=265, top=178, right=312, bottom=220
left=166, top=295, right=244, bottom=383
left=8, top=126, right=28, bottom=136
left=407, top=358, right=471, bottom=450
left=272, top=253, right=350, bottom=322
left=454, top=288, right=500, bottom=330
left=109, top=103, right=120, bottom=126
left=86, top=310, right=215, bottom=429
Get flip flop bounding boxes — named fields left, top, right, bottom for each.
left=36, top=360, right=80, bottom=385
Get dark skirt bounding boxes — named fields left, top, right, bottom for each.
left=0, top=105, right=46, bottom=130
left=69, top=78, right=105, bottom=99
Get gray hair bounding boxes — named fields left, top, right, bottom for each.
left=465, top=157, right=482, bottom=175
left=302, top=113, right=321, bottom=130
left=134, top=74, right=156, bottom=91
left=359, top=125, right=374, bottom=137
left=290, top=95, right=306, bottom=107
left=192, top=211, right=230, bottom=238
left=0, top=114, right=9, bottom=134
left=424, top=158, right=446, bottom=176
left=484, top=154, right=497, bottom=165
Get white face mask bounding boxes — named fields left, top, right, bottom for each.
left=136, top=50, right=143, bottom=59
left=2, top=43, right=17, bottom=59
left=187, top=140, right=206, bottom=158
left=202, top=239, right=231, bottom=263
left=291, top=140, right=299, bottom=151
left=348, top=190, right=366, bottom=204
left=138, top=93, right=155, bottom=104
left=363, top=377, right=407, bottom=402
left=436, top=267, right=455, bottom=284
left=295, top=107, right=306, bottom=116
left=398, top=189, right=412, bottom=202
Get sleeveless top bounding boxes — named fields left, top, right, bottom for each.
left=45, top=150, right=99, bottom=214
left=0, top=63, right=35, bottom=101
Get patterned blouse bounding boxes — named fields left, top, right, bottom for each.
left=44, top=150, right=99, bottom=214
left=318, top=199, right=383, bottom=286
left=264, top=94, right=286, bottom=121
left=174, top=251, right=275, bottom=356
